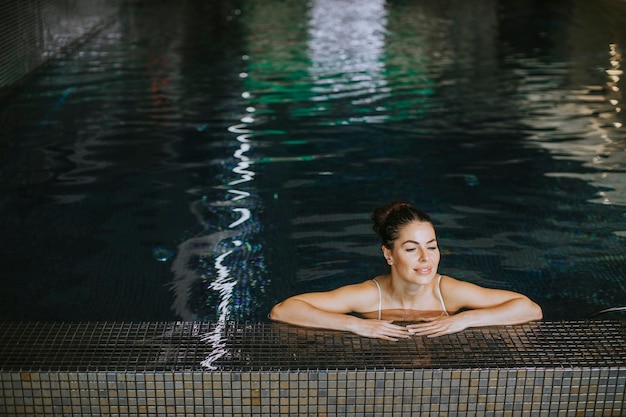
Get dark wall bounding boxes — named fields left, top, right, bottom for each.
left=0, top=0, right=121, bottom=92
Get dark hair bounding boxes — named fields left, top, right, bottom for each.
left=371, top=201, right=433, bottom=248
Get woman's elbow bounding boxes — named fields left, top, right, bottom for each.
left=528, top=299, right=543, bottom=321
left=269, top=301, right=287, bottom=322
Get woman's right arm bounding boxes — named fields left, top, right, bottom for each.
left=269, top=283, right=411, bottom=341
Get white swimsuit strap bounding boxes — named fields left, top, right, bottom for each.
left=372, top=278, right=382, bottom=320
left=373, top=276, right=447, bottom=319
left=437, top=274, right=449, bottom=316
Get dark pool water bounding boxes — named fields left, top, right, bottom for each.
left=1, top=0, right=626, bottom=322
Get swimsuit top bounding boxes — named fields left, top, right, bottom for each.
left=371, top=274, right=449, bottom=320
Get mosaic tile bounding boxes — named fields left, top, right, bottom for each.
left=1, top=322, right=625, bottom=416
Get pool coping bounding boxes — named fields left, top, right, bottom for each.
left=0, top=320, right=624, bottom=371
left=1, top=321, right=625, bottom=416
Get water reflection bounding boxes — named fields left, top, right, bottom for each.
left=4, top=0, right=626, bottom=325
left=516, top=4, right=626, bottom=207
left=520, top=43, right=624, bottom=206
left=307, top=0, right=389, bottom=119
left=176, top=115, right=266, bottom=368
left=198, top=0, right=392, bottom=366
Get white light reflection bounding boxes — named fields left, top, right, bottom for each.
left=607, top=44, right=624, bottom=133
left=199, top=247, right=238, bottom=369
left=307, top=0, right=389, bottom=118
left=200, top=110, right=258, bottom=369
left=169, top=76, right=260, bottom=369
left=229, top=208, right=251, bottom=228
left=228, top=189, right=250, bottom=201
left=519, top=42, right=625, bottom=206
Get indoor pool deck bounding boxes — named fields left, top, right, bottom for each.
left=0, top=321, right=625, bottom=416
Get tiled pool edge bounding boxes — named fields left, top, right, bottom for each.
left=1, top=321, right=625, bottom=416
left=2, top=368, right=625, bottom=416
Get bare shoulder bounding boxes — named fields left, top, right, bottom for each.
left=329, top=278, right=381, bottom=305
left=440, top=274, right=509, bottom=292
left=440, top=274, right=529, bottom=310
left=439, top=274, right=477, bottom=289
left=290, top=278, right=382, bottom=313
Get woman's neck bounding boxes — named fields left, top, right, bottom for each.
left=385, top=274, right=440, bottom=310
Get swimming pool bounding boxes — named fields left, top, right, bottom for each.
left=1, top=0, right=625, bottom=323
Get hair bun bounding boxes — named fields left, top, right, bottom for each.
left=371, top=201, right=432, bottom=247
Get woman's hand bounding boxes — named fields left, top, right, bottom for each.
left=351, top=320, right=412, bottom=341
left=405, top=315, right=470, bottom=338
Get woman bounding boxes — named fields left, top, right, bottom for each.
left=270, top=201, right=543, bottom=341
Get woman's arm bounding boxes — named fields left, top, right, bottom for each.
left=407, top=276, right=542, bottom=337
left=269, top=282, right=411, bottom=341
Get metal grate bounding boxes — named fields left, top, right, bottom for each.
left=0, top=320, right=625, bottom=372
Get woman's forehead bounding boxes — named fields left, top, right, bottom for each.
left=397, top=221, right=436, bottom=241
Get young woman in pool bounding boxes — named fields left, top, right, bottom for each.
left=270, top=201, right=543, bottom=341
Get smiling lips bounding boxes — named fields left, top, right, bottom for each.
left=415, top=267, right=432, bottom=275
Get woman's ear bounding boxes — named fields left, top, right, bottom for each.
left=382, top=245, right=393, bottom=265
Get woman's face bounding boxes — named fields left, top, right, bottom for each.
left=383, top=221, right=440, bottom=285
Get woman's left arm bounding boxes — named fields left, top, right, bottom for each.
left=407, top=277, right=543, bottom=337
